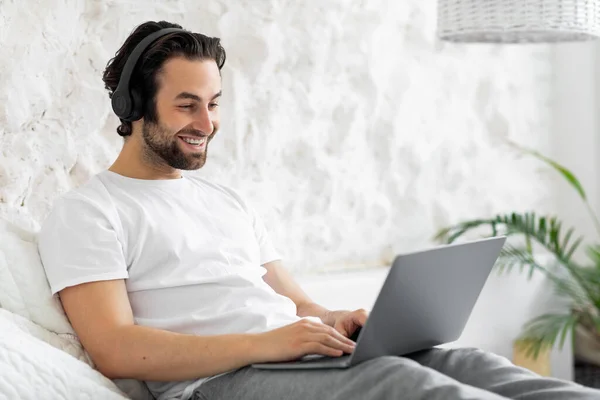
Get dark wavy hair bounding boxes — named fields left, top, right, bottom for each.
left=102, top=21, right=226, bottom=137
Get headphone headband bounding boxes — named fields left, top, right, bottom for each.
left=112, top=27, right=185, bottom=121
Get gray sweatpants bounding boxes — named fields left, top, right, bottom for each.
left=192, top=347, right=600, bottom=400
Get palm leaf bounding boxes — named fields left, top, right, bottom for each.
left=574, top=267, right=600, bottom=310
left=586, top=245, right=600, bottom=269
left=435, top=212, right=583, bottom=265
left=515, top=313, right=580, bottom=360
left=496, top=245, right=589, bottom=306
left=514, top=144, right=587, bottom=201
left=509, top=142, right=600, bottom=239
left=495, top=244, right=540, bottom=279
left=551, top=273, right=591, bottom=309
left=434, top=212, right=596, bottom=306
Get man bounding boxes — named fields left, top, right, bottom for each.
left=38, top=20, right=600, bottom=400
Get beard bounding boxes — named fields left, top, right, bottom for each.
left=141, top=120, right=214, bottom=171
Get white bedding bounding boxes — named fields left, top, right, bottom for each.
left=0, top=218, right=155, bottom=399
left=0, top=219, right=75, bottom=335
left=0, top=308, right=128, bottom=400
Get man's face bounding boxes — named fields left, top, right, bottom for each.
left=142, top=57, right=222, bottom=171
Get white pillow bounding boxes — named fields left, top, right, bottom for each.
left=0, top=219, right=156, bottom=400
left=0, top=308, right=128, bottom=399
left=0, top=218, right=75, bottom=335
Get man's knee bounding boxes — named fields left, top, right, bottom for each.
left=445, top=347, right=513, bottom=366
left=358, top=355, right=486, bottom=399
left=410, top=346, right=526, bottom=381
left=415, top=346, right=509, bottom=363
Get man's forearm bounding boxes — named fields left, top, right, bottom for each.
left=296, top=301, right=350, bottom=327
left=296, top=301, right=336, bottom=326
left=262, top=260, right=339, bottom=326
left=98, top=324, right=261, bottom=381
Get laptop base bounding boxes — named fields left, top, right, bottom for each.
left=252, top=354, right=352, bottom=370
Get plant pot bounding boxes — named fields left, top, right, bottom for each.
left=513, top=342, right=551, bottom=376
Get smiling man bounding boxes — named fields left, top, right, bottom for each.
left=110, top=52, right=221, bottom=176
left=37, top=20, right=600, bottom=400
left=141, top=87, right=221, bottom=170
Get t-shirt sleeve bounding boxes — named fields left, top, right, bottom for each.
left=220, top=185, right=281, bottom=265
left=37, top=194, right=129, bottom=295
left=247, top=204, right=281, bottom=265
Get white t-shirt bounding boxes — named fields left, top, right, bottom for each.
left=38, top=170, right=306, bottom=400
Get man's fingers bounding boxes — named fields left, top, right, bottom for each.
left=322, top=324, right=355, bottom=345
left=306, top=343, right=344, bottom=358
left=305, top=320, right=352, bottom=343
left=333, top=324, right=350, bottom=338
left=353, top=309, right=369, bottom=325
left=312, top=333, right=355, bottom=354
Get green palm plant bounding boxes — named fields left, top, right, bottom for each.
left=434, top=144, right=600, bottom=362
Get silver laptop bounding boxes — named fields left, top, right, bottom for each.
left=252, top=236, right=506, bottom=370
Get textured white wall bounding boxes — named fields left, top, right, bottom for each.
left=553, top=42, right=600, bottom=257
left=0, top=0, right=556, bottom=272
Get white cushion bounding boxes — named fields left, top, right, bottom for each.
left=0, top=218, right=75, bottom=334
left=0, top=218, right=155, bottom=400
left=0, top=308, right=128, bottom=399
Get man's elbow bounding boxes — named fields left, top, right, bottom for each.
left=85, top=332, right=135, bottom=380
left=92, top=350, right=127, bottom=379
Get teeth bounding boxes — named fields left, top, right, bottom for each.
left=182, top=137, right=205, bottom=145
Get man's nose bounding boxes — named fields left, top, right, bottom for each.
left=192, top=107, right=213, bottom=134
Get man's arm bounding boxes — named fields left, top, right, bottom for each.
left=59, top=278, right=355, bottom=381
left=262, top=260, right=340, bottom=326
left=262, top=260, right=369, bottom=337
left=59, top=279, right=259, bottom=381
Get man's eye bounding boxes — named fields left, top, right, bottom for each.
left=178, top=104, right=194, bottom=109
left=209, top=103, right=219, bottom=109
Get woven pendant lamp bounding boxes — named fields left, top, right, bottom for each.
left=438, top=0, right=600, bottom=43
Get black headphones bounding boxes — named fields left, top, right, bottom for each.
left=111, top=27, right=184, bottom=121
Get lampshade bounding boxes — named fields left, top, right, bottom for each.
left=437, top=0, right=600, bottom=43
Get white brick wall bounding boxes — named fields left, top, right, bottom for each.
left=0, top=0, right=556, bottom=272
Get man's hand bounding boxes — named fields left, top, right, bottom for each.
left=253, top=319, right=356, bottom=363
left=326, top=309, right=369, bottom=338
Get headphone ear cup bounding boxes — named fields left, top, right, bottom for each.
left=128, top=88, right=145, bottom=121
left=111, top=90, right=132, bottom=121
